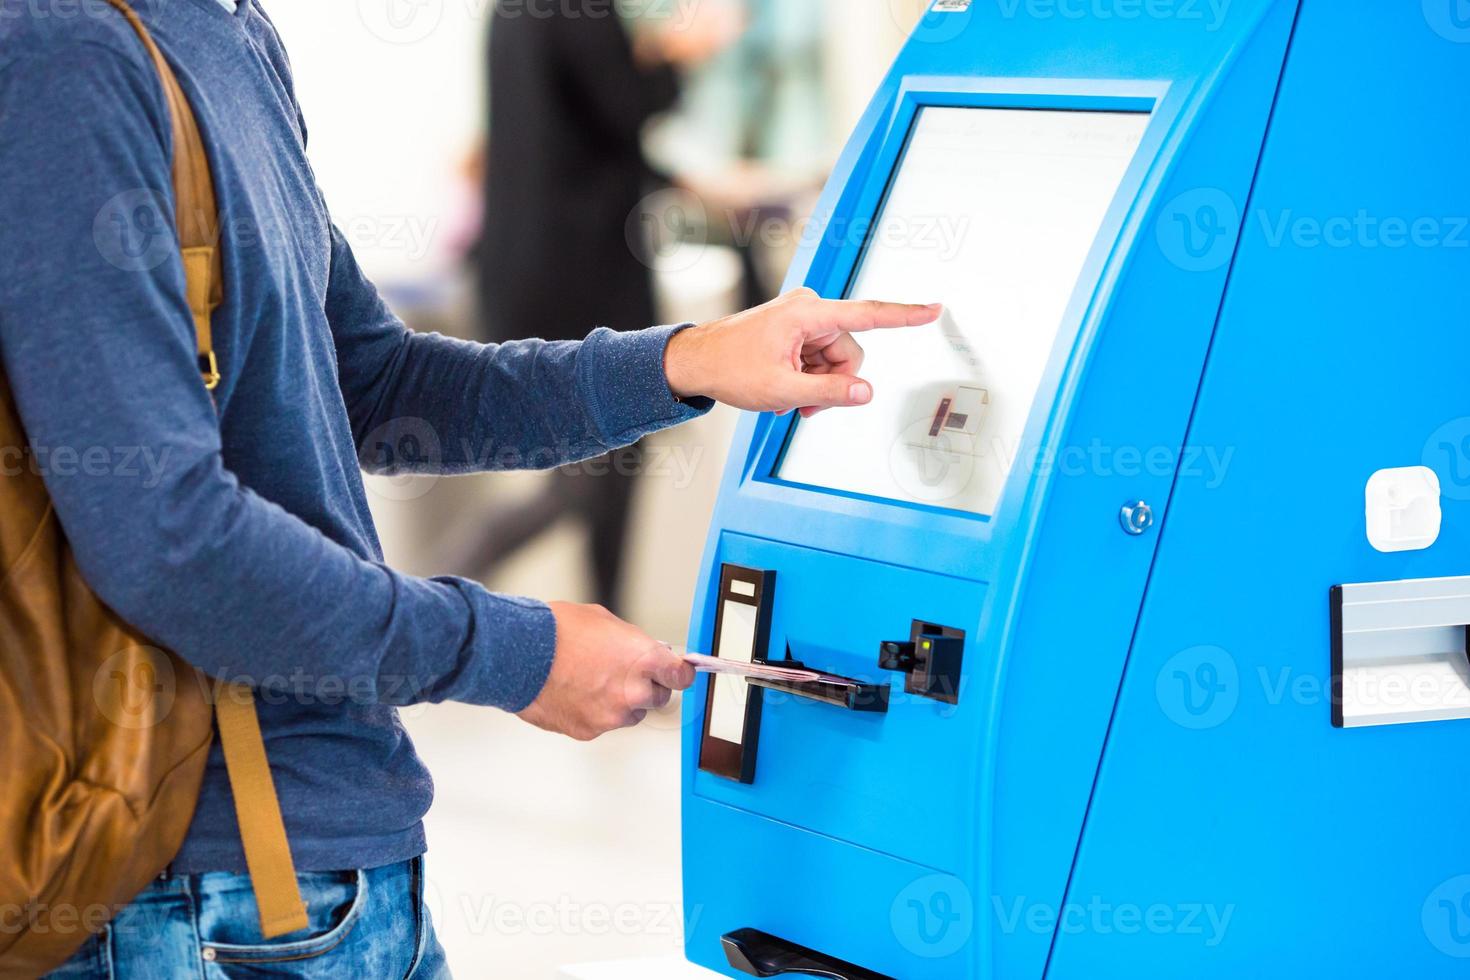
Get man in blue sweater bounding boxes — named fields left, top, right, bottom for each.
left=0, top=1, right=939, bottom=975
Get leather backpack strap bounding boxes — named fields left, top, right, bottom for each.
left=214, top=686, right=309, bottom=938
left=102, top=0, right=222, bottom=389
left=103, top=0, right=307, bottom=940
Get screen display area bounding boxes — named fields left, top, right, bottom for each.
left=777, top=106, right=1149, bottom=515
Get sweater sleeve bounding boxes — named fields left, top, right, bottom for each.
left=324, top=223, right=712, bottom=475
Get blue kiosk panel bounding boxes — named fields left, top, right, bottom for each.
left=683, top=1, right=1469, bottom=976
left=1048, top=2, right=1470, bottom=976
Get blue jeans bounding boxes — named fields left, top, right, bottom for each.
left=44, top=858, right=449, bottom=979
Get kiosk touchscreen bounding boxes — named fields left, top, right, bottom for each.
left=778, top=106, right=1149, bottom=515
left=682, top=2, right=1470, bottom=977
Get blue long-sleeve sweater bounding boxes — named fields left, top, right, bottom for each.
left=0, top=0, right=708, bottom=873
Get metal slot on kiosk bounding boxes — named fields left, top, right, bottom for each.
left=1331, top=575, right=1470, bottom=728
left=748, top=644, right=889, bottom=712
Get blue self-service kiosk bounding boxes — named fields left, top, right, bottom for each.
left=681, top=1, right=1470, bottom=977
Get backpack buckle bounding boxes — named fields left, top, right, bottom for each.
left=200, top=351, right=220, bottom=390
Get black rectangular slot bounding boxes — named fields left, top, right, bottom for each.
left=877, top=620, right=965, bottom=705
left=910, top=619, right=964, bottom=704
left=698, top=564, right=774, bottom=783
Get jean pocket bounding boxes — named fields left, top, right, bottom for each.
left=199, top=868, right=367, bottom=970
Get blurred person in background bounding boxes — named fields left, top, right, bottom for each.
left=646, top=0, right=832, bottom=308
left=461, top=0, right=740, bottom=612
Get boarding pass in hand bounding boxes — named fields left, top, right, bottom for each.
left=673, top=649, right=822, bottom=684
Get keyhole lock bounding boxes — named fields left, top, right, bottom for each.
left=1120, top=499, right=1154, bottom=535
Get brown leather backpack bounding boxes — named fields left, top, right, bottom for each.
left=0, top=3, right=306, bottom=974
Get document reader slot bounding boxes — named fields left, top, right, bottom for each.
left=878, top=620, right=965, bottom=704
left=1331, top=575, right=1470, bottom=728
left=748, top=644, right=889, bottom=713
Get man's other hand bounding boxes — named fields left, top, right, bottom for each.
left=663, top=287, right=942, bottom=419
left=518, top=602, right=696, bottom=741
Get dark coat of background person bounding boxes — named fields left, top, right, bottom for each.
left=479, top=2, right=677, bottom=342
left=466, top=3, right=681, bottom=610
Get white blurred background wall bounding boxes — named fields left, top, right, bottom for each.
left=264, top=2, right=925, bottom=974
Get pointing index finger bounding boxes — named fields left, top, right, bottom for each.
left=820, top=299, right=943, bottom=333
